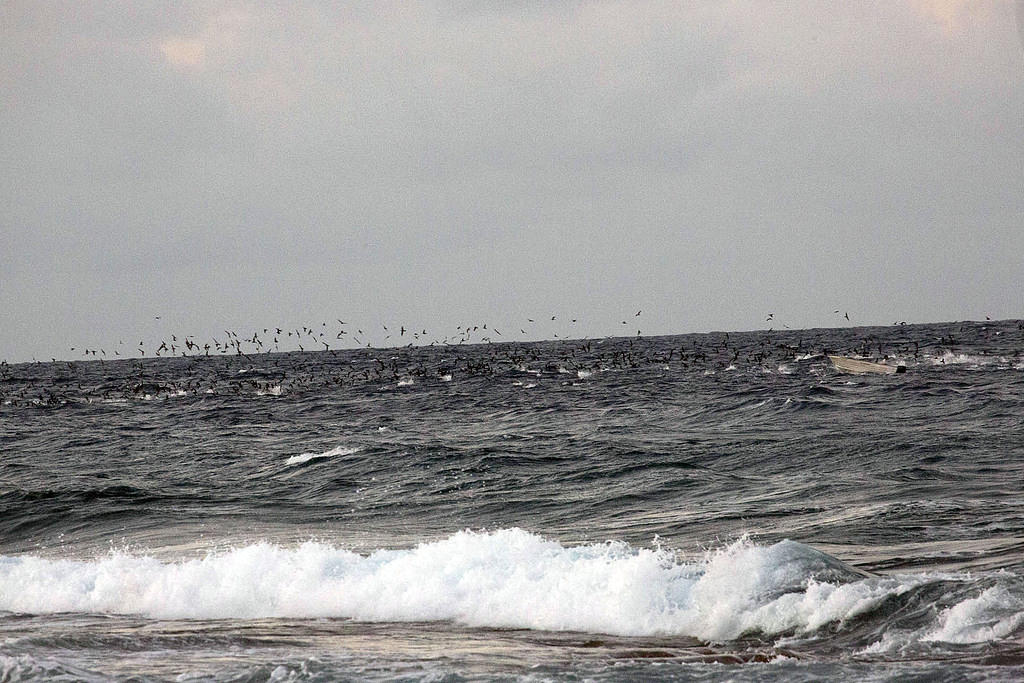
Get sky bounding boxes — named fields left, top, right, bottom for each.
left=2, top=1, right=1023, bottom=363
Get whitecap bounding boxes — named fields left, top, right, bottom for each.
left=285, top=445, right=359, bottom=466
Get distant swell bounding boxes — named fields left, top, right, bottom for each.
left=1, top=530, right=1021, bottom=646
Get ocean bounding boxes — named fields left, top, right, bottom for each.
left=1, top=320, right=1023, bottom=681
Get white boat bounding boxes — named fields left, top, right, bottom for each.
left=828, top=355, right=903, bottom=375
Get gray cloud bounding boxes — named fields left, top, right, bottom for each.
left=2, top=1, right=1022, bottom=361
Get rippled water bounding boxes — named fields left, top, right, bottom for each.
left=1, top=320, right=1023, bottom=680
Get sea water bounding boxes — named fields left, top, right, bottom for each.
left=1, top=321, right=1023, bottom=680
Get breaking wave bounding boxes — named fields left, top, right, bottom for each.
left=1, top=530, right=1021, bottom=647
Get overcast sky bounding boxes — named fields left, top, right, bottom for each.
left=2, top=1, right=1023, bottom=362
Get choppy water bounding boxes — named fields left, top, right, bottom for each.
left=2, top=320, right=1023, bottom=681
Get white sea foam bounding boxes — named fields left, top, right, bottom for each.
left=284, top=445, right=359, bottom=466
left=923, top=585, right=1024, bottom=644
left=0, top=530, right=1014, bottom=644
left=861, top=581, right=1024, bottom=654
left=928, top=351, right=1005, bottom=368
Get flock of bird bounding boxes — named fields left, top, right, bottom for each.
left=60, top=312, right=661, bottom=361
left=51, top=310, right=871, bottom=362
left=1, top=313, right=1019, bottom=408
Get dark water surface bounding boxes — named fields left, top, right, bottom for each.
left=2, top=321, right=1023, bottom=680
